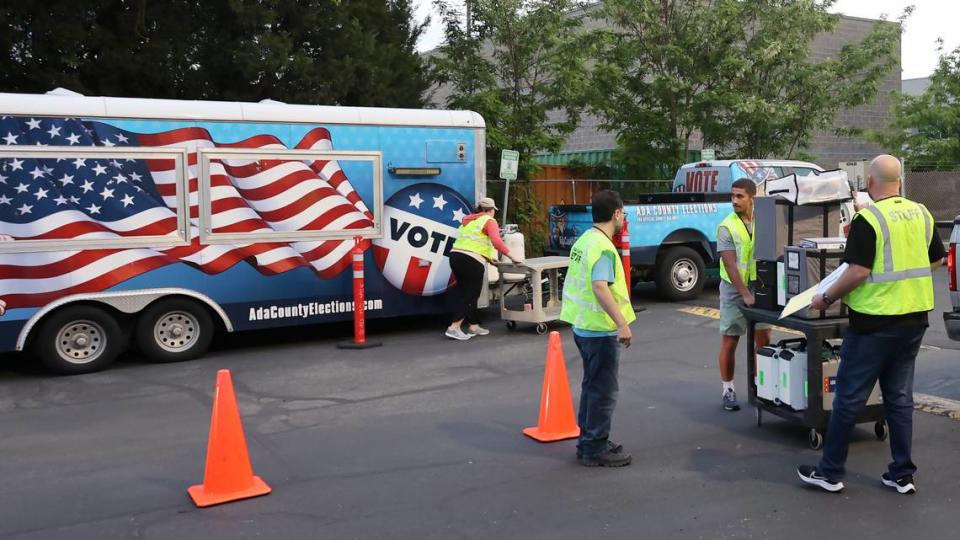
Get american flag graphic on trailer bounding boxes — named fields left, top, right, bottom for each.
left=0, top=116, right=373, bottom=310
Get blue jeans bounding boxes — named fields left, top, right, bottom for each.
left=818, top=325, right=925, bottom=481
left=574, top=334, right=620, bottom=457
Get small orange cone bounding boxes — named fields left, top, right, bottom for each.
left=523, top=331, right=581, bottom=442
left=188, top=369, right=271, bottom=507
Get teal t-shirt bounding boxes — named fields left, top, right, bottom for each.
left=572, top=251, right=620, bottom=337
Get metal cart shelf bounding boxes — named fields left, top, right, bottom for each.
left=740, top=306, right=887, bottom=450
left=497, top=256, right=568, bottom=335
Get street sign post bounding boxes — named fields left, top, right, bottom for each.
left=499, top=150, right=519, bottom=221
left=499, top=149, right=519, bottom=180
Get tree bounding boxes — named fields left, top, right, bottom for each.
left=0, top=0, right=429, bottom=107
left=703, top=1, right=904, bottom=161
left=591, top=0, right=903, bottom=174
left=869, top=44, right=960, bottom=170
left=429, top=0, right=589, bottom=254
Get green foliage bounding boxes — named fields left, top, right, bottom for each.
left=591, top=0, right=903, bottom=170
left=429, top=0, right=590, bottom=255
left=510, top=183, right=547, bottom=256
left=709, top=2, right=905, bottom=160
left=0, top=0, right=429, bottom=107
left=869, top=44, right=960, bottom=170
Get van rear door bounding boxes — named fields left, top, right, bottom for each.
left=673, top=164, right=733, bottom=193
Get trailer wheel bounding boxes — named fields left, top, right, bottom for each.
left=655, top=246, right=705, bottom=301
left=35, top=305, right=124, bottom=374
left=136, top=298, right=213, bottom=363
left=506, top=321, right=517, bottom=330
left=535, top=323, right=548, bottom=335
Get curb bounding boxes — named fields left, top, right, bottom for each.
left=915, top=393, right=960, bottom=420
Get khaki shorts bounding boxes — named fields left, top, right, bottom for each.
left=719, top=300, right=771, bottom=336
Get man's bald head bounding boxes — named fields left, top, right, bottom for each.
left=869, top=154, right=901, bottom=184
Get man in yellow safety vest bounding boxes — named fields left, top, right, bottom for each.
left=716, top=178, right=771, bottom=411
left=798, top=155, right=945, bottom=495
left=560, top=190, right=636, bottom=467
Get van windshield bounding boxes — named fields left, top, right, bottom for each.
left=734, top=162, right=781, bottom=183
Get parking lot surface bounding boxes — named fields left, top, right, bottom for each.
left=1, top=274, right=958, bottom=540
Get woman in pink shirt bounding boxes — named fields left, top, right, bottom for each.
left=445, top=198, right=520, bottom=340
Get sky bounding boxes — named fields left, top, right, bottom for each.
left=414, top=0, right=960, bottom=79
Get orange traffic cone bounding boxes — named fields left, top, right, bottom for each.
left=188, top=369, right=272, bottom=507
left=523, top=331, right=581, bottom=442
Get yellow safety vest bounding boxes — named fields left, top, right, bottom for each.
left=718, top=212, right=757, bottom=283
left=452, top=215, right=496, bottom=260
left=845, top=197, right=935, bottom=315
left=560, top=228, right=636, bottom=331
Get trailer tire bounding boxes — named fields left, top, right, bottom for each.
left=35, top=305, right=124, bottom=375
left=136, top=298, right=214, bottom=363
left=655, top=246, right=705, bottom=301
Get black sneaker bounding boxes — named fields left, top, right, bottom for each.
left=797, top=465, right=844, bottom=492
left=881, top=473, right=916, bottom=494
left=576, top=440, right=623, bottom=459
left=580, top=447, right=632, bottom=468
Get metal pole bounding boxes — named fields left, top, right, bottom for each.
left=502, top=178, right=511, bottom=224
left=900, top=157, right=907, bottom=198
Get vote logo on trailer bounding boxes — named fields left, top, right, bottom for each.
left=372, top=183, right=472, bottom=296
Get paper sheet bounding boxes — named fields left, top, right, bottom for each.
left=778, top=263, right=848, bottom=319
left=780, top=285, right=819, bottom=319
left=817, top=263, right=848, bottom=293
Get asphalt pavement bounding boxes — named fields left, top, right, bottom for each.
left=1, top=272, right=958, bottom=539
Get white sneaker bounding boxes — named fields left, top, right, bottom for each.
left=445, top=327, right=472, bottom=341
left=468, top=326, right=490, bottom=336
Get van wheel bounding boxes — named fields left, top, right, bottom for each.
left=35, top=306, right=124, bottom=374
left=136, top=298, right=214, bottom=363
left=655, top=246, right=705, bottom=301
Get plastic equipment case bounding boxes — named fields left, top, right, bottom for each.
left=774, top=338, right=808, bottom=410
left=739, top=306, right=888, bottom=450
left=756, top=346, right=779, bottom=402
left=756, top=338, right=813, bottom=410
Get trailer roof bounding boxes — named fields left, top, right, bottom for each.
left=0, top=90, right=485, bottom=129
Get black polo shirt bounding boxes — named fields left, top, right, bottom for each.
left=843, top=197, right=945, bottom=333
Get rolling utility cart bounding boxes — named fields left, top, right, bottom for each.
left=497, top=256, right=568, bottom=335
left=740, top=306, right=887, bottom=450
